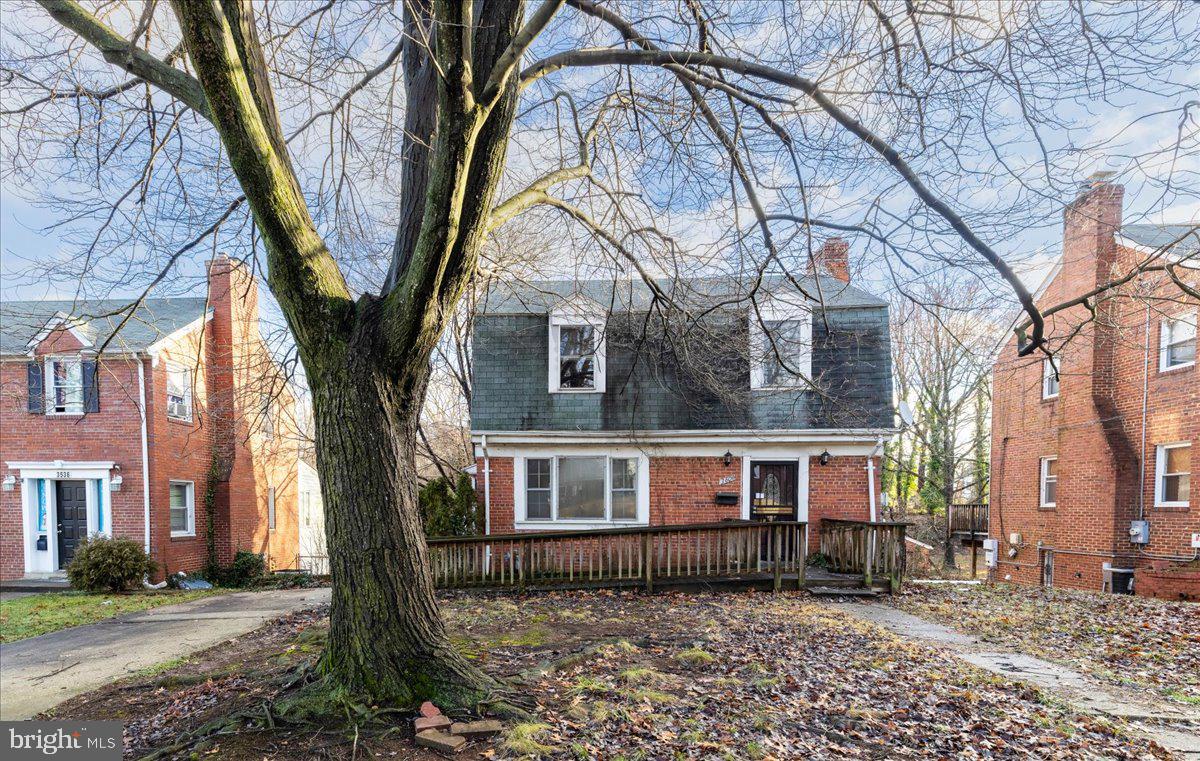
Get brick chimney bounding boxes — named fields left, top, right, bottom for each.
left=1062, top=171, right=1124, bottom=289
left=811, top=237, right=851, bottom=283
left=205, top=255, right=260, bottom=478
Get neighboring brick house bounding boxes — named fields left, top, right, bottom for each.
left=990, top=174, right=1198, bottom=597
left=471, top=242, right=893, bottom=552
left=0, top=256, right=306, bottom=581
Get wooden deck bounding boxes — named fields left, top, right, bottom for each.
left=427, top=519, right=908, bottom=595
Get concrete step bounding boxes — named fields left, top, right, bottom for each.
left=807, top=586, right=879, bottom=597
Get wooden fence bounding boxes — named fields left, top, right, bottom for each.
left=426, top=520, right=810, bottom=592
left=948, top=503, right=989, bottom=535
left=818, top=519, right=908, bottom=592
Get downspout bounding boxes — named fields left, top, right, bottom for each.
left=138, top=356, right=152, bottom=554
left=866, top=437, right=883, bottom=522
left=1137, top=302, right=1151, bottom=523
left=481, top=434, right=491, bottom=535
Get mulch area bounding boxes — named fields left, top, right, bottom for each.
left=45, top=589, right=1170, bottom=759
left=893, top=582, right=1200, bottom=706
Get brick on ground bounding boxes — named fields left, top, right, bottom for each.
left=415, top=730, right=466, bottom=753
left=450, top=719, right=503, bottom=738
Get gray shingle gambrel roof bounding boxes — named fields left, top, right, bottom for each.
left=0, top=297, right=210, bottom=356
left=1119, top=224, right=1199, bottom=257
left=478, top=274, right=887, bottom=314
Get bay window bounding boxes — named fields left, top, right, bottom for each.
left=519, top=455, right=644, bottom=525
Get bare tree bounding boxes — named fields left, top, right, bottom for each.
left=4, top=0, right=1197, bottom=712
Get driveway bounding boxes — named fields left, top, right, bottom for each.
left=0, top=587, right=330, bottom=720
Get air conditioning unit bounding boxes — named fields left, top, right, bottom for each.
left=1128, top=521, right=1150, bottom=545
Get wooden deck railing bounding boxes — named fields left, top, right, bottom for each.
left=426, top=521, right=810, bottom=592
left=948, top=503, right=989, bottom=535
left=818, top=519, right=908, bottom=592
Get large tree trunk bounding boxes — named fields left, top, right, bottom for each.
left=311, top=344, right=495, bottom=705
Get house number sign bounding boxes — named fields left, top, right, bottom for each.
left=56, top=471, right=74, bottom=479
left=717, top=475, right=735, bottom=486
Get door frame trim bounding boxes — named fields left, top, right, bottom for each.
left=8, top=461, right=115, bottom=574
left=741, top=452, right=809, bottom=523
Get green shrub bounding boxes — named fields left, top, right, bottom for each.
left=203, top=550, right=265, bottom=587
left=66, top=536, right=157, bottom=592
left=419, top=473, right=479, bottom=537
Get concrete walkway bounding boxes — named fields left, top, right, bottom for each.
left=0, top=587, right=330, bottom=720
left=838, top=601, right=1200, bottom=759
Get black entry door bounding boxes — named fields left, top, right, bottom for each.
left=56, top=480, right=88, bottom=568
left=750, top=462, right=798, bottom=522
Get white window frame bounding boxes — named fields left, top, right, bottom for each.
left=1155, top=443, right=1191, bottom=508
left=1159, top=312, right=1196, bottom=372
left=548, top=311, right=606, bottom=394
left=166, top=363, right=194, bottom=422
left=750, top=296, right=813, bottom=390
left=44, top=356, right=84, bottom=415
left=169, top=480, right=195, bottom=537
left=1042, top=358, right=1060, bottom=399
left=514, top=452, right=649, bottom=529
left=1039, top=456, right=1058, bottom=508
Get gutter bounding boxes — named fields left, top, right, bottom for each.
left=137, top=357, right=152, bottom=554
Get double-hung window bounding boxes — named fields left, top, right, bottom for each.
left=170, top=481, right=195, bottom=537
left=46, top=357, right=84, bottom=414
left=1042, top=358, right=1060, bottom=399
left=166, top=365, right=193, bottom=421
left=1155, top=443, right=1191, bottom=507
left=1039, top=457, right=1058, bottom=508
left=750, top=300, right=813, bottom=390
left=549, top=316, right=605, bottom=392
left=521, top=455, right=642, bottom=524
left=268, top=486, right=277, bottom=530
left=1160, top=313, right=1196, bottom=371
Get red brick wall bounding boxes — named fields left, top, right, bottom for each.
left=808, top=455, right=877, bottom=551
left=0, top=256, right=301, bottom=580
left=0, top=356, right=148, bottom=579
left=990, top=180, right=1199, bottom=593
left=478, top=456, right=515, bottom=533
left=649, top=457, right=742, bottom=525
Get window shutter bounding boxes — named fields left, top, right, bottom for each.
left=82, top=359, right=100, bottom=412
left=26, top=361, right=44, bottom=413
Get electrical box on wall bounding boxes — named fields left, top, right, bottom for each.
left=1191, top=532, right=1200, bottom=549
left=982, top=538, right=998, bottom=569
left=1128, top=520, right=1150, bottom=545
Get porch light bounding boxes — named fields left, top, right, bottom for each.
left=723, top=450, right=733, bottom=467
left=110, top=474, right=123, bottom=492
left=819, top=450, right=831, bottom=466
left=2, top=474, right=15, bottom=491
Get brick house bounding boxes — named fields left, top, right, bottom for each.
left=0, top=256, right=306, bottom=581
left=471, top=242, right=893, bottom=551
left=989, top=175, right=1198, bottom=597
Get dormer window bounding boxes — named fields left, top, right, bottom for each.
left=46, top=357, right=84, bottom=414
left=750, top=297, right=812, bottom=390
left=549, top=310, right=605, bottom=393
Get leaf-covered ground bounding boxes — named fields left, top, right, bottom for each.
left=45, top=590, right=1170, bottom=759
left=467, top=592, right=1164, bottom=760
left=892, top=583, right=1200, bottom=706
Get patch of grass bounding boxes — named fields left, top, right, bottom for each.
left=504, top=722, right=555, bottom=756
left=136, top=656, right=190, bottom=678
left=1165, top=689, right=1200, bottom=706
left=613, top=639, right=639, bottom=653
left=572, top=675, right=608, bottom=694
left=744, top=741, right=766, bottom=759
left=619, top=666, right=659, bottom=684
left=487, top=626, right=552, bottom=647
left=674, top=646, right=715, bottom=666
left=0, top=590, right=224, bottom=643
